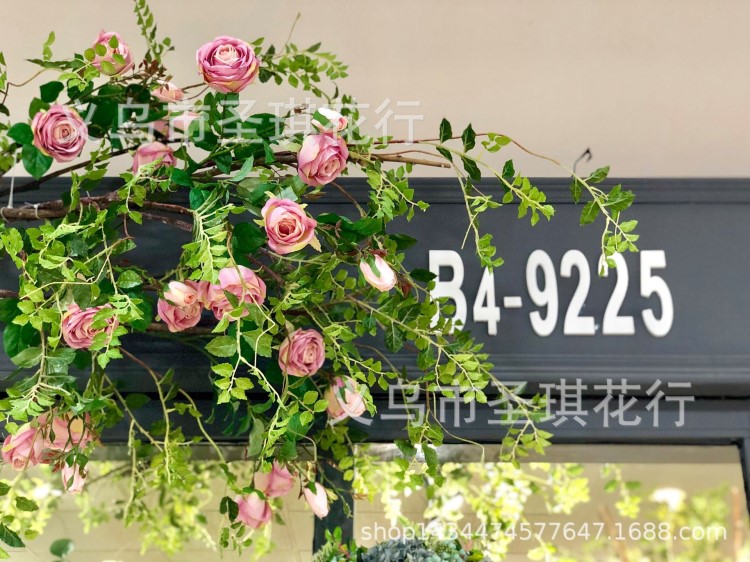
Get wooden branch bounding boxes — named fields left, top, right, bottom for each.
left=139, top=211, right=193, bottom=232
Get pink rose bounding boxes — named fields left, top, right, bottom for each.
left=157, top=300, right=202, bottom=333
left=260, top=197, right=318, bottom=255
left=40, top=413, right=94, bottom=452
left=31, top=104, right=88, bottom=163
left=303, top=483, right=330, bottom=519
left=61, top=303, right=119, bottom=350
left=196, top=36, right=260, bottom=93
left=325, top=377, right=367, bottom=424
left=278, top=329, right=325, bottom=377
left=163, top=281, right=200, bottom=307
left=153, top=81, right=184, bottom=103
left=297, top=134, right=349, bottom=187
left=1, top=424, right=43, bottom=470
left=152, top=111, right=200, bottom=139
left=61, top=463, right=86, bottom=494
left=131, top=141, right=175, bottom=172
left=91, top=31, right=134, bottom=76
left=185, top=280, right=211, bottom=307
left=207, top=265, right=266, bottom=321
left=254, top=461, right=295, bottom=498
left=234, top=493, right=272, bottom=529
left=360, top=255, right=397, bottom=292
left=312, top=108, right=347, bottom=133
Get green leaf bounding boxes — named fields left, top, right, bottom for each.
left=11, top=345, right=43, bottom=368
left=170, top=168, right=193, bottom=187
left=580, top=201, right=600, bottom=225
left=39, top=81, right=64, bottom=103
left=439, top=118, right=452, bottom=143
left=0, top=299, right=20, bottom=324
left=42, top=32, right=56, bottom=61
left=0, top=524, right=23, bottom=548
left=125, top=393, right=151, bottom=410
left=587, top=165, right=610, bottom=184
left=219, top=496, right=239, bottom=522
left=461, top=123, right=476, bottom=151
left=232, top=222, right=266, bottom=255
left=569, top=178, right=583, bottom=204
left=436, top=146, right=453, bottom=162
left=206, top=336, right=237, bottom=358
left=230, top=156, right=254, bottom=182
left=410, top=268, right=437, bottom=282
left=384, top=323, right=404, bottom=352
left=14, top=496, right=38, bottom=512
left=461, top=156, right=481, bottom=181
left=0, top=483, right=9, bottom=496
left=49, top=539, right=74, bottom=557
left=21, top=144, right=53, bottom=179
left=117, top=270, right=142, bottom=289
left=247, top=417, right=265, bottom=457
left=7, top=123, right=33, bottom=145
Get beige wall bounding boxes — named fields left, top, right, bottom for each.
left=1, top=0, right=749, bottom=177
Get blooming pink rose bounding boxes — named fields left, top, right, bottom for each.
left=254, top=461, right=295, bottom=498
left=303, top=483, right=330, bottom=519
left=61, top=463, right=86, bottom=494
left=234, top=493, right=272, bottom=529
left=131, top=141, right=175, bottom=172
left=153, top=81, right=184, bottom=103
left=261, top=197, right=318, bottom=255
left=1, top=424, right=44, bottom=470
left=196, top=36, right=260, bottom=93
left=207, top=266, right=267, bottom=321
left=91, top=31, right=134, bottom=76
left=61, top=303, right=119, bottom=350
left=312, top=107, right=347, bottom=133
left=40, top=413, right=94, bottom=452
left=31, top=105, right=88, bottom=163
left=278, top=329, right=325, bottom=377
left=157, top=300, right=202, bottom=333
left=297, top=134, right=349, bottom=187
left=360, top=255, right=397, bottom=292
left=325, top=377, right=367, bottom=424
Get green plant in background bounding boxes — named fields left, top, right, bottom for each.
left=0, top=0, right=640, bottom=558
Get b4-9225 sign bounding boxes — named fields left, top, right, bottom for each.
left=385, top=179, right=750, bottom=396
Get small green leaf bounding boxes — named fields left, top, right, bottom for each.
left=125, top=393, right=151, bottom=410
left=232, top=222, right=266, bottom=255
left=49, top=538, right=74, bottom=557
left=39, top=81, right=64, bottom=103
left=461, top=123, right=476, bottom=151
left=580, top=201, right=600, bottom=225
left=7, top=123, right=33, bottom=145
left=206, top=336, right=237, bottom=358
left=230, top=156, right=254, bottom=182
left=117, top=270, right=142, bottom=289
left=21, top=144, right=53, bottom=179
left=0, top=483, right=9, bottom=496
left=439, top=118, right=452, bottom=143
left=14, top=496, right=38, bottom=512
left=461, top=156, right=481, bottom=181
left=0, top=524, right=23, bottom=548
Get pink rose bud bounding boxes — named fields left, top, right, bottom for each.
left=325, top=377, right=367, bottom=424
left=1, top=423, right=43, bottom=470
left=157, top=300, right=202, bottom=333
left=31, top=104, right=88, bottom=163
left=153, top=81, right=184, bottom=103
left=171, top=111, right=200, bottom=133
left=303, top=483, right=330, bottom=519
left=234, top=493, right=272, bottom=529
left=61, top=303, right=119, bottom=350
left=207, top=265, right=267, bottom=321
left=312, top=108, right=347, bottom=133
left=196, top=36, right=260, bottom=93
left=297, top=134, right=349, bottom=187
left=260, top=197, right=319, bottom=255
left=61, top=463, right=86, bottom=494
left=91, top=31, right=134, bottom=76
left=41, top=413, right=94, bottom=452
left=163, top=281, right=200, bottom=307
left=360, top=255, right=397, bottom=292
left=131, top=141, right=175, bottom=173
left=278, top=328, right=325, bottom=378
left=254, top=461, right=296, bottom=498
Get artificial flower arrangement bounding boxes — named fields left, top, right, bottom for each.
left=0, top=1, right=638, bottom=557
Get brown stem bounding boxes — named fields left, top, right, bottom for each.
left=145, top=322, right=215, bottom=336
left=139, top=211, right=193, bottom=232
left=329, top=181, right=366, bottom=216
left=358, top=153, right=449, bottom=169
